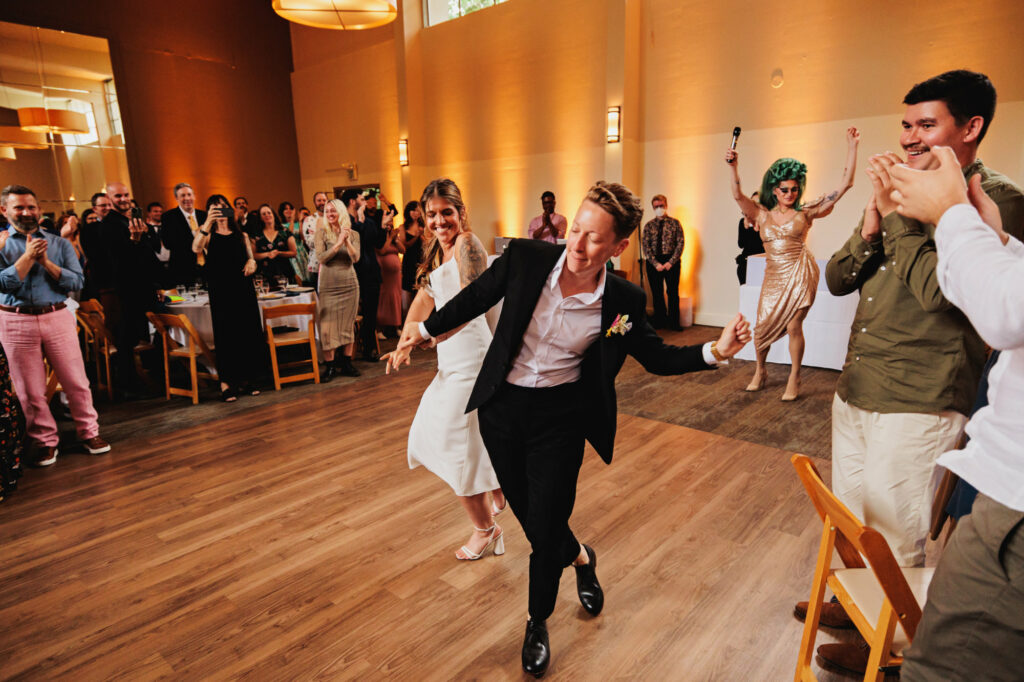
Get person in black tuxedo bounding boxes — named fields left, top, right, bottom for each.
left=162, top=182, right=208, bottom=287
left=390, top=181, right=751, bottom=677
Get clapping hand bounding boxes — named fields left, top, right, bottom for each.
left=0, top=230, right=8, bottom=251
left=27, top=235, right=48, bottom=260
left=715, top=312, right=751, bottom=358
left=865, top=152, right=904, bottom=216
left=61, top=215, right=79, bottom=239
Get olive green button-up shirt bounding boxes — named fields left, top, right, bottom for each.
left=825, top=159, right=1024, bottom=416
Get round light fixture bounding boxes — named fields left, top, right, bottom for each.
left=0, top=147, right=15, bottom=161
left=17, top=107, right=90, bottom=134
left=272, top=0, right=398, bottom=30
left=0, top=127, right=49, bottom=149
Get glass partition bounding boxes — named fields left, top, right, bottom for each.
left=0, top=21, right=131, bottom=223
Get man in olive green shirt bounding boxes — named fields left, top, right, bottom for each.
left=826, top=69, right=1024, bottom=568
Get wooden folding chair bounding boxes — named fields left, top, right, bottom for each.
left=263, top=302, right=320, bottom=390
left=146, top=312, right=218, bottom=404
left=353, top=313, right=380, bottom=356
left=791, top=454, right=933, bottom=682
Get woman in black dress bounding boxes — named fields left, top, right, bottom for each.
left=399, top=200, right=425, bottom=317
left=253, top=203, right=297, bottom=287
left=193, top=195, right=266, bottom=401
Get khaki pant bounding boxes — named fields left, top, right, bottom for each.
left=902, top=494, right=1024, bottom=681
left=831, top=394, right=967, bottom=567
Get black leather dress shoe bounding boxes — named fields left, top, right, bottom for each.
left=574, top=544, right=603, bottom=616
left=321, top=365, right=336, bottom=383
left=521, top=619, right=550, bottom=678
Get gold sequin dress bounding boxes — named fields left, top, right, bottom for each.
left=753, top=199, right=826, bottom=352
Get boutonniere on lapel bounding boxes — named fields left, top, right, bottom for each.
left=605, top=313, right=632, bottom=337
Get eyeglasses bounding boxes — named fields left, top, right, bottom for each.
left=777, top=187, right=799, bottom=194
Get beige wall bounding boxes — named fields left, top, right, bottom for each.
left=289, top=0, right=1024, bottom=324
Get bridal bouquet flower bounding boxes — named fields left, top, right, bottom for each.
left=605, top=313, right=632, bottom=337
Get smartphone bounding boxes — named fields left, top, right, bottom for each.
left=130, top=206, right=143, bottom=220
left=217, top=206, right=232, bottom=219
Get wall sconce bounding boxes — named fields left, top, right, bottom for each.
left=398, top=138, right=409, bottom=167
left=606, top=106, right=621, bottom=143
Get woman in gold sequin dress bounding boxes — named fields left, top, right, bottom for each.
left=725, top=127, right=859, bottom=400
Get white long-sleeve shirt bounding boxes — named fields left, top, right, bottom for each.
left=934, top=203, right=1024, bottom=512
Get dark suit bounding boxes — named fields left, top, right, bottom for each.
left=161, top=206, right=208, bottom=287
left=352, top=212, right=386, bottom=355
left=423, top=239, right=711, bottom=618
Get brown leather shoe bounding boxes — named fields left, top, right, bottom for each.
left=794, top=600, right=854, bottom=629
left=31, top=445, right=59, bottom=467
left=81, top=436, right=111, bottom=455
left=816, top=641, right=870, bottom=675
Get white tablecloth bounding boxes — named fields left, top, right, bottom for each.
left=163, top=291, right=317, bottom=347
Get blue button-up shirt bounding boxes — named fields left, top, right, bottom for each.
left=0, top=226, right=84, bottom=306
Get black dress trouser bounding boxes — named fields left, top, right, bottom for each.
left=645, top=256, right=680, bottom=326
left=359, top=282, right=380, bottom=355
left=478, top=381, right=587, bottom=621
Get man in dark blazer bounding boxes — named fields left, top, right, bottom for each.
left=161, top=182, right=207, bottom=287
left=394, top=181, right=751, bottom=677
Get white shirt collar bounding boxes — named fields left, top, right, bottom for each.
left=547, top=249, right=607, bottom=304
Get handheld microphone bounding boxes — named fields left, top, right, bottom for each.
left=727, top=126, right=741, bottom=163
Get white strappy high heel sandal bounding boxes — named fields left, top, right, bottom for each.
left=456, top=524, right=505, bottom=561
left=492, top=498, right=507, bottom=516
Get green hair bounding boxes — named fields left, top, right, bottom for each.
left=759, top=157, right=808, bottom=210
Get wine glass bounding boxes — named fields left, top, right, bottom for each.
left=254, top=275, right=264, bottom=296
left=276, top=275, right=288, bottom=291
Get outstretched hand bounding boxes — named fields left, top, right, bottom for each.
left=716, top=312, right=751, bottom=358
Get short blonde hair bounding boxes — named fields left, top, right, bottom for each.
left=584, top=181, right=643, bottom=239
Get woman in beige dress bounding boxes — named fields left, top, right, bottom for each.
left=726, top=127, right=859, bottom=400
left=315, top=199, right=361, bottom=380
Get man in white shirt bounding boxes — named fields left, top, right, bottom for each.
left=396, top=181, right=751, bottom=677
left=887, top=146, right=1024, bottom=682
left=300, top=191, right=327, bottom=289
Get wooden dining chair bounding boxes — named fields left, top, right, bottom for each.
left=263, top=302, right=320, bottom=390
left=791, top=454, right=933, bottom=682
left=146, top=312, right=218, bottom=404
left=75, top=308, right=114, bottom=400
left=353, top=313, right=380, bottom=356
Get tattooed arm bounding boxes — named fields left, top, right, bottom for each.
left=807, top=126, right=861, bottom=220
left=455, top=232, right=489, bottom=289
left=724, top=148, right=763, bottom=225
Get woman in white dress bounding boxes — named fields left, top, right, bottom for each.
left=384, top=178, right=507, bottom=561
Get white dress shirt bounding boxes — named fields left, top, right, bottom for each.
left=934, top=203, right=1024, bottom=512
left=419, top=250, right=718, bottom=386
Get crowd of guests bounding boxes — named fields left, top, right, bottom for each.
left=0, top=179, right=428, bottom=485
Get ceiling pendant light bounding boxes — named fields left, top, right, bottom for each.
left=17, top=107, right=89, bottom=135
left=0, top=127, right=49, bottom=149
left=272, top=0, right=398, bottom=30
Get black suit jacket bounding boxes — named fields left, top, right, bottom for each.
left=423, top=239, right=711, bottom=464
left=162, top=206, right=207, bottom=286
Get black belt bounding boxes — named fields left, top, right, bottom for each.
left=0, top=302, right=67, bottom=315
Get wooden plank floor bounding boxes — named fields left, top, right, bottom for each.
left=1, top=360, right=859, bottom=680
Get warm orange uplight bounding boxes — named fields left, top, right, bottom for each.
left=606, top=106, right=621, bottom=143
left=17, top=107, right=89, bottom=135
left=272, top=0, right=397, bottom=30
left=398, top=138, right=409, bottom=167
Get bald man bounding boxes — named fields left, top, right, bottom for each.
left=97, top=182, right=163, bottom=394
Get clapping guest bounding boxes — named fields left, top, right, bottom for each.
left=376, top=204, right=404, bottom=337
left=253, top=204, right=297, bottom=287
left=298, top=206, right=311, bottom=223
left=300, top=192, right=327, bottom=288
left=400, top=200, right=425, bottom=315
left=314, top=199, right=361, bottom=379
left=279, top=201, right=309, bottom=282
left=233, top=196, right=258, bottom=238
left=162, top=182, right=208, bottom=288
left=193, top=195, right=263, bottom=401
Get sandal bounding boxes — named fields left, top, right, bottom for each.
left=456, top=524, right=505, bottom=561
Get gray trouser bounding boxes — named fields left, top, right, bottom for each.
left=902, top=493, right=1024, bottom=682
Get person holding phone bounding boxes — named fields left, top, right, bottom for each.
left=193, top=195, right=262, bottom=401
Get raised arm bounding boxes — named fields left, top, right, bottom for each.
left=805, top=127, right=860, bottom=220
left=724, top=148, right=762, bottom=224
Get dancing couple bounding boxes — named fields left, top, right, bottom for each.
left=386, top=178, right=751, bottom=677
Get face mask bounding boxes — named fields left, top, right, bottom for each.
left=654, top=207, right=666, bottom=218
